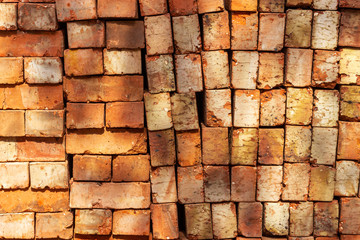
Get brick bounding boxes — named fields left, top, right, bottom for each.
left=0, top=57, right=23, bottom=84
left=70, top=182, right=150, bottom=209
left=285, top=10, right=312, bottom=48
left=184, top=203, right=212, bottom=239
left=146, top=55, right=175, bottom=93
left=67, top=21, right=105, bottom=49
left=286, top=0, right=312, bottom=6
left=313, top=90, right=339, bottom=127
left=257, top=165, right=283, bottom=201
left=113, top=210, right=150, bottom=236
left=97, top=0, right=137, bottom=18
left=312, top=50, right=340, bottom=88
left=106, top=102, right=144, bottom=128
left=64, top=75, right=143, bottom=102
left=341, top=236, right=360, bottom=240
left=312, top=11, right=340, bottom=50
left=0, top=31, right=64, bottom=57
left=148, top=129, right=176, bottom=166
left=238, top=202, right=262, bottom=237
left=314, top=0, right=338, bottom=9
left=175, top=54, right=203, bottom=93
left=75, top=209, right=112, bottom=235
left=66, top=103, right=104, bottom=129
left=231, top=166, right=256, bottom=201
left=176, top=130, right=201, bottom=166
left=0, top=110, right=25, bottom=136
left=339, top=11, right=360, bottom=48
left=139, top=0, right=167, bottom=16
left=286, top=88, right=313, bottom=125
left=259, top=0, right=285, bottom=12
left=339, top=48, right=360, bottom=85
left=258, top=128, right=284, bottom=165
left=212, top=202, right=237, bottom=239
left=340, top=86, right=360, bottom=121
left=66, top=128, right=147, bottom=155
left=309, top=166, right=335, bottom=201
left=258, top=52, right=284, bottom=89
left=202, top=125, right=229, bottom=165
left=56, top=0, right=96, bottom=21
left=144, top=14, right=173, bottom=55
left=290, top=202, right=314, bottom=237
left=231, top=51, right=258, bottom=89
left=203, top=11, right=230, bottom=50
left=233, top=90, right=260, bottom=127
left=144, top=92, right=173, bottom=131
left=338, top=122, right=360, bottom=160
left=258, top=13, right=285, bottom=51
left=169, top=0, right=197, bottom=16
left=340, top=0, right=360, bottom=8
left=285, top=125, right=312, bottom=162
left=335, top=161, right=360, bottom=196
left=73, top=155, right=111, bottom=181
left=0, top=3, right=16, bottom=30
left=171, top=93, right=199, bottom=130
left=0, top=162, right=28, bottom=189
left=231, top=13, right=258, bottom=50
left=25, top=110, right=64, bottom=137
left=231, top=128, right=258, bottom=165
left=104, top=49, right=141, bottom=75
left=204, top=166, right=230, bottom=202
left=24, top=57, right=62, bottom=84
left=226, top=0, right=257, bottom=11
left=151, top=203, right=179, bottom=239
left=311, top=127, right=338, bottom=165
left=106, top=21, right=144, bottom=49
left=177, top=166, right=204, bottom=204
left=204, top=89, right=231, bottom=127
left=198, top=0, right=224, bottom=13
left=172, top=14, right=201, bottom=54
left=36, top=212, right=73, bottom=239
left=151, top=166, right=177, bottom=203
left=264, top=202, right=290, bottom=236
left=18, top=3, right=57, bottom=30
left=113, top=155, right=149, bottom=182
left=30, top=162, right=68, bottom=189
left=202, top=50, right=230, bottom=89
left=0, top=213, right=34, bottom=239
left=64, top=49, right=103, bottom=76
left=283, top=163, right=310, bottom=201
left=340, top=198, right=360, bottom=234
left=315, top=201, right=339, bottom=236
left=260, top=89, right=286, bottom=126
left=285, top=48, right=313, bottom=87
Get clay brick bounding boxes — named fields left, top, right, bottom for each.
left=211, top=204, right=237, bottom=240
left=171, top=93, right=199, bottom=130
left=0, top=162, right=29, bottom=189
left=113, top=155, right=149, bottom=182
left=286, top=88, right=313, bottom=125
left=233, top=90, right=260, bottom=127
left=317, top=237, right=339, bottom=240
left=309, top=166, right=335, bottom=201
left=56, top=0, right=96, bottom=21
left=18, top=3, right=57, bottom=30
left=177, top=166, right=204, bottom=204
left=258, top=13, right=285, bottom=51
left=25, top=110, right=64, bottom=137
left=231, top=51, right=258, bottom=89
left=175, top=54, right=203, bottom=93
left=202, top=125, right=229, bottom=165
left=314, top=0, right=338, bottom=9
left=340, top=198, right=360, bottom=234
left=73, top=155, right=111, bottom=181
left=64, top=49, right=103, bottom=76
left=312, top=11, right=340, bottom=50
left=184, top=203, right=213, bottom=239
left=336, top=161, right=360, bottom=196
left=260, top=89, right=286, bottom=126
left=311, top=127, right=338, bottom=165
left=285, top=125, right=312, bottom=162
left=106, top=102, right=144, bottom=128
left=285, top=48, right=313, bottom=87
left=231, top=166, right=256, bottom=201
left=264, top=202, right=290, bottom=236
left=198, top=0, right=224, bottom=13
left=97, top=0, right=137, bottom=18
left=285, top=10, right=312, bottom=48
left=226, top=0, right=257, bottom=11
left=339, top=48, right=360, bottom=85
left=36, top=212, right=73, bottom=239
left=286, top=0, right=312, bottom=6
left=172, top=15, right=201, bottom=54
left=104, top=49, right=141, bottom=75
left=151, top=203, right=179, bottom=239
left=202, top=50, right=230, bottom=89
left=66, top=103, right=104, bottom=129
left=146, top=55, right=175, bottom=93
left=66, top=128, right=147, bottom=155
left=231, top=13, right=258, bottom=50
left=203, top=11, right=230, bottom=50
left=314, top=201, right=339, bottom=236
left=70, top=182, right=150, bottom=209
left=341, top=236, right=360, bottom=240
left=204, top=89, right=231, bottom=127
left=259, top=0, right=285, bottom=12
left=339, top=11, right=360, bottom=48
left=148, top=129, right=176, bottom=166
left=64, top=76, right=143, bottom=102
left=313, top=90, right=339, bottom=127
left=0, top=110, right=25, bottom=136
left=144, top=92, right=173, bottom=131
left=0, top=31, right=64, bottom=57
left=151, top=166, right=177, bottom=203
left=258, top=52, right=284, bottom=89
left=258, top=128, right=284, bottom=165
left=257, top=165, right=283, bottom=201
left=113, top=210, right=151, bottom=236
left=338, top=122, right=360, bottom=160
left=75, top=209, right=112, bottom=235
left=168, top=0, right=197, bottom=16
left=106, top=21, right=144, bottom=49
left=0, top=57, right=23, bottom=84
left=0, top=213, right=34, bottom=239
left=340, top=86, right=360, bottom=121
left=204, top=166, right=230, bottom=202
left=139, top=0, right=167, bottom=16
left=0, top=3, right=16, bottom=30
left=282, top=163, right=310, bottom=201
left=144, top=14, right=173, bottom=56
left=67, top=21, right=105, bottom=49
left=238, top=202, right=263, bottom=237
left=24, top=57, right=62, bottom=84
left=340, top=0, right=360, bottom=8
left=290, top=202, right=314, bottom=237
left=312, top=50, right=340, bottom=88
left=231, top=128, right=258, bottom=165
left=176, top=130, right=201, bottom=166
left=30, top=162, right=68, bottom=189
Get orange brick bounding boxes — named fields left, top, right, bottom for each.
left=226, top=0, right=257, bottom=11
left=151, top=166, right=177, bottom=203
left=30, top=162, right=68, bottom=189
left=0, top=110, right=25, bottom=137
left=73, top=155, right=111, bottom=181
left=231, top=128, right=258, bottom=165
left=257, top=166, right=283, bottom=201
left=260, top=89, right=286, bottom=126
left=285, top=48, right=313, bottom=87
left=171, top=93, right=199, bottom=130
left=202, top=125, right=230, bottom=165
left=18, top=3, right=57, bottom=30
left=203, top=11, right=230, bottom=50
left=233, top=90, right=260, bottom=127
left=184, top=203, right=213, bottom=239
left=113, top=210, right=151, bottom=236
left=168, top=0, right=197, bottom=16
left=314, top=201, right=339, bottom=236
left=340, top=0, right=360, bottom=8
left=176, top=130, right=201, bottom=166
left=106, top=102, right=144, bottom=128
left=238, top=203, right=263, bottom=237
left=338, top=122, right=360, bottom=160
left=259, top=0, right=285, bottom=12
left=0, top=213, right=34, bottom=239
left=24, top=57, right=62, bottom=84
left=202, top=50, right=230, bottom=89
left=290, top=202, right=314, bottom=237
left=258, top=13, right=285, bottom=51
left=285, top=125, right=312, bottom=162
left=146, top=55, right=175, bottom=93
left=282, top=163, right=310, bottom=201
left=106, top=21, right=144, bottom=49
left=309, top=166, right=335, bottom=201
left=177, top=166, right=204, bottom=204
left=340, top=198, right=360, bottom=234
left=75, top=209, right=112, bottom=235
left=67, top=20, right=105, bottom=49
left=0, top=3, right=17, bottom=30
left=204, top=166, right=230, bottom=202
left=64, top=49, right=103, bottom=76
left=97, top=0, right=138, bottom=18
left=286, top=0, right=312, bottom=7
left=212, top=202, right=237, bottom=239
left=144, top=92, right=172, bottom=131
left=198, top=0, right=224, bottom=13
left=55, top=0, right=96, bottom=21
left=285, top=10, right=312, bottom=48
left=148, top=129, right=176, bottom=166
left=339, top=10, right=360, bottom=48
left=204, top=89, right=231, bottom=127
left=312, top=50, right=340, bottom=88
left=258, top=52, right=284, bottom=89
left=231, top=166, right=256, bottom=201
left=113, top=155, right=150, bottom=182
left=0, top=57, right=23, bottom=84
left=144, top=14, right=173, bottom=55
left=66, top=103, right=104, bottom=129
left=258, top=128, right=284, bottom=165
left=231, top=13, right=258, bottom=50
left=172, top=14, right=201, bottom=54
left=25, top=110, right=64, bottom=137
left=231, top=51, right=258, bottom=89
left=139, top=0, right=167, bottom=16
left=286, top=88, right=313, bottom=125
left=0, top=162, right=29, bottom=189
left=175, top=54, right=203, bottom=93
left=36, top=212, right=73, bottom=239
left=151, top=203, right=179, bottom=240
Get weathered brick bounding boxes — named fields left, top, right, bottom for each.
left=0, top=162, right=28, bottom=189
left=0, top=213, right=34, bottom=239
left=315, top=201, right=339, bottom=236
left=146, top=55, right=175, bottom=93
left=258, top=52, right=284, bottom=89
left=204, top=166, right=230, bottom=202
left=139, top=0, right=167, bottom=16
left=24, top=57, right=62, bottom=84
left=67, top=20, right=105, bottom=49
left=312, top=50, right=340, bottom=88
left=203, top=11, right=230, bottom=50
left=172, top=14, right=201, bottom=54
left=231, top=166, right=256, bottom=201
left=231, top=13, right=258, bottom=50
left=258, top=13, right=285, bottom=51
left=286, top=88, right=313, bottom=125
left=18, top=3, right=57, bottom=30
left=97, top=0, right=137, bottom=18
left=36, top=212, right=73, bottom=239
left=104, top=49, right=141, bottom=75
left=184, top=203, right=212, bottom=239
left=148, top=129, right=176, bottom=166
left=113, top=210, right=150, bottom=236
left=177, top=166, right=204, bottom=204
left=144, top=14, right=173, bottom=55
left=314, top=0, right=337, bottom=9
left=144, top=92, right=172, bottom=131
left=64, top=49, right=103, bottom=76
left=0, top=57, right=23, bottom=84
left=285, top=10, right=312, bottom=48
left=283, top=163, right=310, bottom=201
left=204, top=89, right=231, bottom=127
left=113, top=155, right=149, bottom=182
left=66, top=103, right=104, bottom=129
left=176, top=130, right=201, bottom=166
left=340, top=0, right=360, bottom=8
left=0, top=110, right=25, bottom=136
left=341, top=236, right=360, bottom=240
left=309, top=166, right=335, bottom=201
left=258, top=128, right=284, bottom=165
left=290, top=202, right=314, bottom=237
left=106, top=102, right=144, bottom=128
left=198, top=0, right=224, bottom=13
left=285, top=125, right=312, bottom=162
left=171, top=93, right=199, bottom=130
left=106, top=21, right=144, bottom=49
left=335, top=161, right=360, bottom=196
left=175, top=54, right=203, bottom=93
left=30, top=162, right=68, bottom=189
left=168, top=0, right=197, bottom=16
left=339, top=10, right=360, bottom=48
left=339, top=48, right=360, bottom=85
left=260, top=89, right=286, bottom=126
left=264, top=202, right=290, bottom=236
left=0, top=3, right=16, bottom=30
left=73, top=155, right=111, bottom=181
left=257, top=165, right=283, bottom=201
left=25, top=110, right=64, bottom=137
left=313, top=90, right=339, bottom=127
left=226, top=0, right=257, bottom=11
left=75, top=209, right=112, bottom=235
left=340, top=86, right=360, bottom=121
left=231, top=51, right=258, bottom=89
left=238, top=202, right=262, bottom=237
left=231, top=128, right=258, bottom=165
left=202, top=125, right=229, bottom=165
left=285, top=48, right=313, bottom=87
left=212, top=202, right=237, bottom=239
left=286, top=0, right=312, bottom=6
left=311, top=127, right=338, bottom=165
left=151, top=166, right=177, bottom=203
left=340, top=198, right=360, bottom=234
left=151, top=203, right=179, bottom=239
left=259, top=0, right=285, bottom=12
left=233, top=90, right=260, bottom=127
left=56, top=0, right=96, bottom=21
left=202, top=50, right=230, bottom=89
left=338, top=122, right=360, bottom=160
left=312, top=11, right=340, bottom=50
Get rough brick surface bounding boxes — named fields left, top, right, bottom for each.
left=36, top=212, right=73, bottom=239
left=113, top=155, right=150, bottom=182
left=67, top=21, right=105, bottom=49
left=0, top=57, right=23, bottom=84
